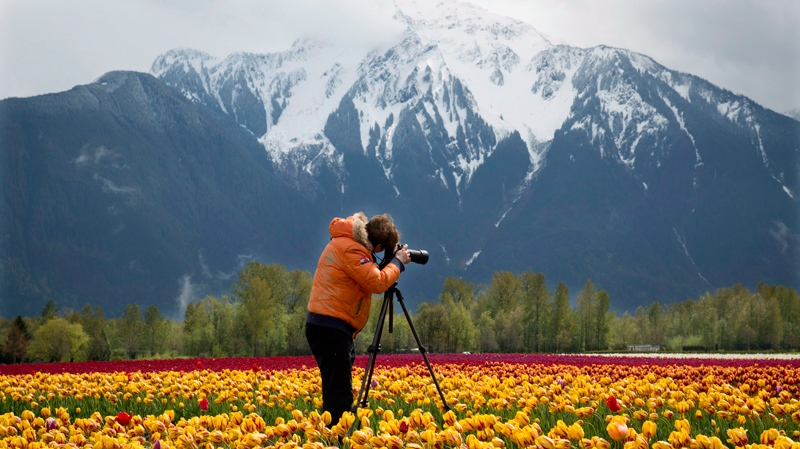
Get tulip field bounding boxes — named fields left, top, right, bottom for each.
left=1, top=354, right=799, bottom=449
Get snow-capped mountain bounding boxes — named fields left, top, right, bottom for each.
left=152, top=0, right=796, bottom=203
left=1, top=0, right=797, bottom=316
left=148, top=0, right=798, bottom=308
left=151, top=0, right=565, bottom=194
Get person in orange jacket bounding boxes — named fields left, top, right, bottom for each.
left=306, top=212, right=410, bottom=425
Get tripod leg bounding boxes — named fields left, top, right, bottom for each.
left=353, top=292, right=391, bottom=413
left=394, top=288, right=451, bottom=411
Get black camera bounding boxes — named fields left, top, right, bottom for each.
left=406, top=247, right=429, bottom=265
left=382, top=243, right=429, bottom=266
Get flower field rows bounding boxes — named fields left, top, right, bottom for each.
left=1, top=354, right=799, bottom=448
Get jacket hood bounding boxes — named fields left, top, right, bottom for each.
left=329, top=212, right=373, bottom=252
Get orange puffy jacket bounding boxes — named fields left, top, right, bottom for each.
left=308, top=212, right=401, bottom=335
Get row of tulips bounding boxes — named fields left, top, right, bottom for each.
left=0, top=354, right=799, bottom=448
left=2, top=354, right=799, bottom=375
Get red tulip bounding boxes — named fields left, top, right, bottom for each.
left=116, top=411, right=132, bottom=426
left=199, top=397, right=209, bottom=411
left=606, top=395, right=621, bottom=412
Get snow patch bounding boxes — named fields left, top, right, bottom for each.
left=465, top=250, right=481, bottom=267
left=663, top=94, right=702, bottom=168
left=439, top=244, right=450, bottom=264
left=673, top=227, right=709, bottom=284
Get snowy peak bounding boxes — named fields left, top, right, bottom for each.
left=151, top=40, right=364, bottom=172
left=149, top=0, right=794, bottom=202
left=394, top=0, right=558, bottom=68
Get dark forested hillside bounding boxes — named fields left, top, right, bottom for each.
left=0, top=72, right=328, bottom=317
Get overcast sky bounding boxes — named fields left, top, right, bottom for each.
left=1, top=0, right=798, bottom=113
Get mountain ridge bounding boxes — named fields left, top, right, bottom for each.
left=1, top=0, right=798, bottom=317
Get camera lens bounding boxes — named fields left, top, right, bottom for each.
left=407, top=249, right=429, bottom=265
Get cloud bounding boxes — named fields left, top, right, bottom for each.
left=469, top=0, right=800, bottom=112
left=1, top=0, right=797, bottom=111
left=770, top=220, right=799, bottom=254
left=175, top=274, right=197, bottom=314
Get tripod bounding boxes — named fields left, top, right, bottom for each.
left=352, top=282, right=450, bottom=419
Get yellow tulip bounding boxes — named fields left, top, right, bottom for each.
left=567, top=422, right=585, bottom=440
left=760, top=428, right=780, bottom=445
left=606, top=420, right=628, bottom=442
left=726, top=427, right=748, bottom=447
left=668, top=429, right=692, bottom=448
left=674, top=418, right=690, bottom=434
left=623, top=434, right=648, bottom=449
left=641, top=420, right=657, bottom=439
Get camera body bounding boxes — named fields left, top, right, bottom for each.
left=379, top=243, right=429, bottom=268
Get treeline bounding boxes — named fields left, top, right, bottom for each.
left=1, top=262, right=799, bottom=363
left=396, top=274, right=800, bottom=354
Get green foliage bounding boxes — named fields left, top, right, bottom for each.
left=115, top=304, right=145, bottom=359
left=28, top=317, right=89, bottom=362
left=77, top=305, right=111, bottom=361
left=232, top=262, right=290, bottom=356
left=5, top=260, right=800, bottom=362
left=550, top=282, right=574, bottom=352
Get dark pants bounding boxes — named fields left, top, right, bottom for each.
left=305, top=322, right=356, bottom=425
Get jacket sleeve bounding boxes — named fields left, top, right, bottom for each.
left=340, top=245, right=401, bottom=294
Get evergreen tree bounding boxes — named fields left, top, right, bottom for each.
left=550, top=282, right=572, bottom=353
left=116, top=304, right=145, bottom=359
left=79, top=305, right=110, bottom=361
left=183, top=300, right=213, bottom=356
left=3, top=316, right=30, bottom=363
left=143, top=305, right=167, bottom=357
left=576, top=280, right=597, bottom=351
left=41, top=300, right=58, bottom=322
left=634, top=305, right=649, bottom=345
left=594, top=290, right=610, bottom=350
left=647, top=301, right=663, bottom=346
left=520, top=271, right=549, bottom=353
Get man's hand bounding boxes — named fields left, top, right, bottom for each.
left=395, top=244, right=411, bottom=264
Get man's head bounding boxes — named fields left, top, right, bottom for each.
left=366, top=214, right=400, bottom=252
